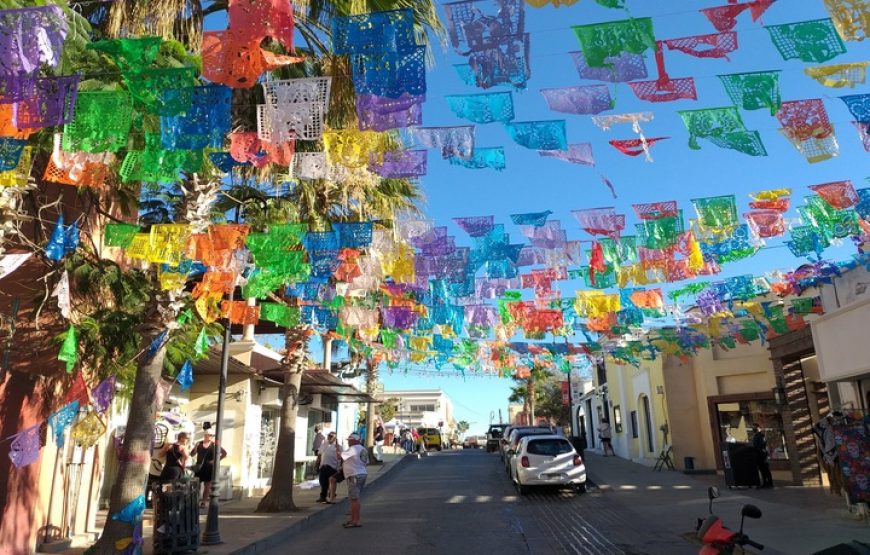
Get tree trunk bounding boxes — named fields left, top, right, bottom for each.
left=89, top=330, right=167, bottom=554
left=527, top=377, right=536, bottom=425
left=364, top=358, right=377, bottom=449
left=256, top=324, right=309, bottom=512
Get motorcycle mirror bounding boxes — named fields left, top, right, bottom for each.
left=741, top=504, right=762, bottom=519
left=708, top=486, right=720, bottom=500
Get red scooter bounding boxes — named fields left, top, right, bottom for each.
left=696, top=486, right=764, bottom=554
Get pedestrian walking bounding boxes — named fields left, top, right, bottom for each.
left=374, top=422, right=385, bottom=463
left=341, top=433, right=369, bottom=529
left=192, top=430, right=226, bottom=508
left=317, top=432, right=339, bottom=503
left=159, top=432, right=189, bottom=482
left=598, top=421, right=615, bottom=456
left=752, top=424, right=774, bottom=489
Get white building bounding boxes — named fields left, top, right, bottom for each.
left=376, top=389, right=455, bottom=434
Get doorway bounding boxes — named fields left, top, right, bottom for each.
left=641, top=395, right=654, bottom=454
left=586, top=399, right=595, bottom=448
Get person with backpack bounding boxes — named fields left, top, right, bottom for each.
left=341, top=433, right=368, bottom=528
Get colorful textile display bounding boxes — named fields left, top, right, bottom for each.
left=176, top=360, right=194, bottom=391
left=805, top=62, right=869, bottom=88
left=572, top=18, right=656, bottom=68
left=465, top=33, right=531, bottom=89
left=692, top=195, right=738, bottom=231
left=11, top=75, right=79, bottom=130
left=202, top=29, right=302, bottom=89
left=0, top=138, right=25, bottom=171
left=572, top=207, right=625, bottom=239
left=356, top=93, right=424, bottom=131
left=350, top=45, right=427, bottom=98
left=407, top=126, right=475, bottom=159
left=161, top=85, right=232, bottom=150
left=8, top=423, right=42, bottom=468
left=822, top=0, right=869, bottom=41
left=776, top=99, right=838, bottom=163
left=91, top=376, right=117, bottom=414
left=663, top=31, right=738, bottom=59
left=719, top=71, right=781, bottom=115
left=324, top=129, right=384, bottom=169
left=745, top=210, right=786, bottom=238
left=0, top=145, right=31, bottom=186
left=809, top=180, right=858, bottom=209
left=448, top=147, right=506, bottom=170
left=678, top=107, right=767, bottom=156
left=453, top=216, right=495, bottom=237
left=540, top=85, right=612, bottom=115
left=570, top=50, right=647, bottom=82
left=766, top=19, right=847, bottom=63
left=258, top=77, right=332, bottom=142
left=0, top=6, right=68, bottom=74
left=840, top=93, right=870, bottom=124
left=539, top=143, right=595, bottom=166
left=229, top=132, right=295, bottom=168
left=593, top=112, right=657, bottom=161
left=45, top=215, right=79, bottom=262
left=446, top=92, right=514, bottom=123
left=505, top=120, right=566, bottom=151
left=444, top=0, right=524, bottom=52
left=609, top=137, right=669, bottom=158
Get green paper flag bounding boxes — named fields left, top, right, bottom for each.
left=58, top=325, right=78, bottom=373
left=678, top=107, right=767, bottom=156
left=103, top=223, right=140, bottom=247
left=194, top=327, right=209, bottom=358
left=692, top=195, right=738, bottom=230
left=719, top=71, right=782, bottom=115
left=572, top=18, right=656, bottom=68
left=260, top=303, right=301, bottom=328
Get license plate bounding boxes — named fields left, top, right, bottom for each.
left=542, top=473, right=564, bottom=479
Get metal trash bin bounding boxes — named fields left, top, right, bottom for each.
left=152, top=479, right=200, bottom=554
left=721, top=442, right=760, bottom=488
left=684, top=456, right=695, bottom=470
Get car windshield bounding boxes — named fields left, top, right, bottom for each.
left=527, top=439, right=573, bottom=456
left=512, top=429, right=552, bottom=447
left=488, top=427, right=504, bottom=439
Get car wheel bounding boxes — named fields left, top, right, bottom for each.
left=515, top=476, right=529, bottom=495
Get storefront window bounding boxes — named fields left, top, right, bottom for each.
left=715, top=399, right=788, bottom=461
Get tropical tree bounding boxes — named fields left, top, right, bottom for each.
left=456, top=420, right=470, bottom=436
left=377, top=396, right=399, bottom=423
left=509, top=365, right=552, bottom=424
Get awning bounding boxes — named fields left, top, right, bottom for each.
left=261, top=368, right=379, bottom=404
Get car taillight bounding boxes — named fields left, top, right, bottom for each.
left=573, top=455, right=582, bottom=466
left=521, top=456, right=530, bottom=468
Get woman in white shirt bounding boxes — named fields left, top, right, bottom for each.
left=317, top=432, right=339, bottom=503
left=341, top=433, right=368, bottom=528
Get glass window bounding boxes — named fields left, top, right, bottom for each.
left=614, top=405, right=623, bottom=434
left=715, top=399, right=788, bottom=461
left=630, top=411, right=639, bottom=438
left=527, top=439, right=573, bottom=456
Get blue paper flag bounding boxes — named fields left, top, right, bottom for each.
left=48, top=401, right=79, bottom=448
left=177, top=359, right=194, bottom=391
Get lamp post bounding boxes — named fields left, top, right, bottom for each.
left=201, top=285, right=233, bottom=545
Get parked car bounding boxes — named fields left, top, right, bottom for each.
left=462, top=436, right=478, bottom=449
left=416, top=427, right=443, bottom=451
left=486, top=424, right=508, bottom=453
left=510, top=435, right=587, bottom=495
left=503, top=427, right=556, bottom=473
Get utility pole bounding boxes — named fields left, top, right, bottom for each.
left=567, top=368, right=575, bottom=438
left=498, top=408, right=503, bottom=425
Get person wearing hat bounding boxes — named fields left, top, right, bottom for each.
left=341, top=432, right=369, bottom=528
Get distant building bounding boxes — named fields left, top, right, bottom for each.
left=508, top=403, right=525, bottom=425
left=376, top=389, right=455, bottom=433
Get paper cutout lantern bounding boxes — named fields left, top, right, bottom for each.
left=766, top=19, right=847, bottom=63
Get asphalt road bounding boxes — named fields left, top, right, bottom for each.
left=265, top=449, right=695, bottom=555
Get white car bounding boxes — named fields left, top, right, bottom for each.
left=510, top=435, right=587, bottom=495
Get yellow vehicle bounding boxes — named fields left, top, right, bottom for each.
left=416, top=427, right=444, bottom=451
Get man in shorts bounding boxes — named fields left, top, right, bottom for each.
left=341, top=432, right=369, bottom=528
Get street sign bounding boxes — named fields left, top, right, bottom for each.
left=561, top=381, right=570, bottom=405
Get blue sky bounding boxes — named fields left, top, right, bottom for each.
left=256, top=1, right=868, bottom=436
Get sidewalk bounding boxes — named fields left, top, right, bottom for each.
left=59, top=452, right=409, bottom=555
left=583, top=452, right=870, bottom=555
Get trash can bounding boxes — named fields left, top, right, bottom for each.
left=152, top=479, right=200, bottom=555
left=684, top=456, right=695, bottom=470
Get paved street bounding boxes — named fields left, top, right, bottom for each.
left=266, top=449, right=695, bottom=555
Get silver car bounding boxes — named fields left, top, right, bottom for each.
left=510, top=435, right=587, bottom=495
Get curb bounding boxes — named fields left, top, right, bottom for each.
left=227, top=455, right=413, bottom=555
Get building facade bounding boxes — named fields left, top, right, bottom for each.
left=376, top=389, right=455, bottom=435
